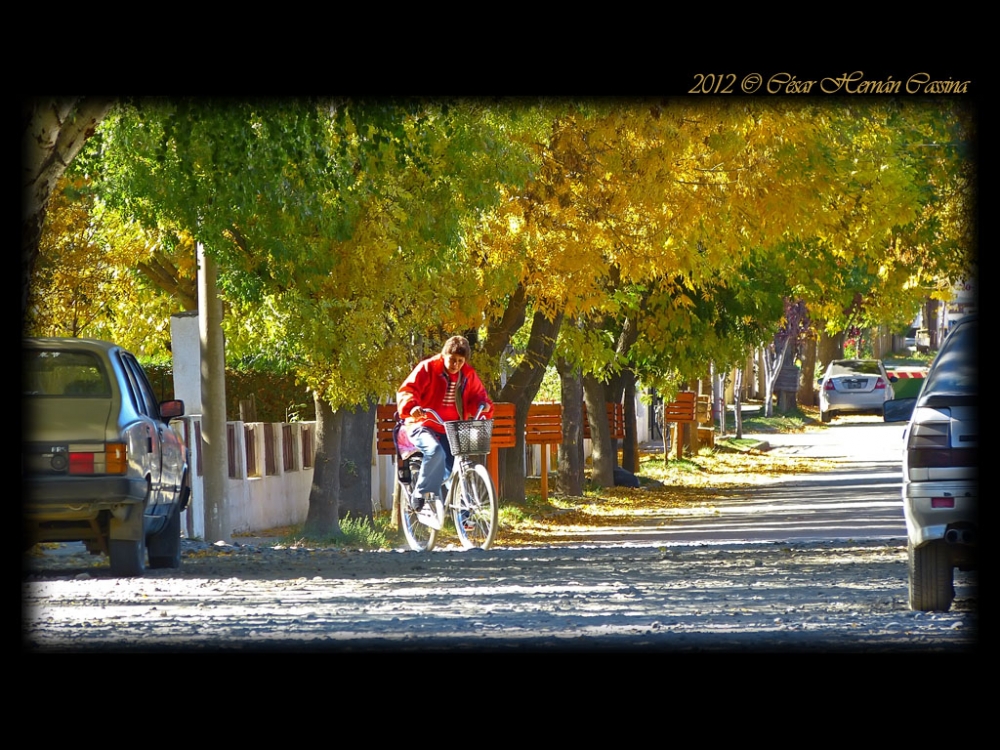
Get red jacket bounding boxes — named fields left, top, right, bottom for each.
left=397, top=354, right=494, bottom=434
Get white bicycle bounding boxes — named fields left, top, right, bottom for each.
left=393, top=406, right=498, bottom=552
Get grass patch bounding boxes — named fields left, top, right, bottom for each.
left=273, top=513, right=395, bottom=550
left=499, top=503, right=536, bottom=526
left=884, top=352, right=935, bottom=367
left=733, top=406, right=816, bottom=433
left=715, top=436, right=762, bottom=451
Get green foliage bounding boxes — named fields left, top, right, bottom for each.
left=68, top=97, right=972, bottom=423
left=277, top=514, right=393, bottom=549
left=86, top=98, right=536, bottom=411
left=142, top=363, right=315, bottom=422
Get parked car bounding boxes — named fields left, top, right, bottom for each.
left=884, top=315, right=977, bottom=611
left=915, top=327, right=931, bottom=353
left=818, top=358, right=894, bottom=423
left=22, top=338, right=190, bottom=576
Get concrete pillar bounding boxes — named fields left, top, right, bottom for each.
left=170, top=311, right=205, bottom=540
left=170, top=311, right=202, bottom=414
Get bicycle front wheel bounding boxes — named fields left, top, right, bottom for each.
left=452, top=463, right=498, bottom=550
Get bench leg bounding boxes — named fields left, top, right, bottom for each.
left=540, top=449, right=548, bottom=502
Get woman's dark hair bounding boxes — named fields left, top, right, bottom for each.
left=441, top=335, right=471, bottom=359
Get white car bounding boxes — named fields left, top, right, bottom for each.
left=23, top=338, right=190, bottom=576
left=885, top=315, right=977, bottom=611
left=818, top=358, right=894, bottom=423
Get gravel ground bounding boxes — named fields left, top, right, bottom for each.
left=22, top=536, right=979, bottom=653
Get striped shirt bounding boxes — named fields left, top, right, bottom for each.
left=439, top=373, right=460, bottom=422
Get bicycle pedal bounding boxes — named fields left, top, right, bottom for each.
left=416, top=506, right=442, bottom=530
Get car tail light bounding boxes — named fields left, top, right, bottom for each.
left=874, top=378, right=887, bottom=389
left=67, top=443, right=127, bottom=475
left=824, top=380, right=836, bottom=391
left=68, top=452, right=94, bottom=474
left=931, top=497, right=955, bottom=508
left=906, top=418, right=977, bottom=469
left=106, top=443, right=127, bottom=474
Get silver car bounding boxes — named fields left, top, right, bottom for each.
left=23, top=338, right=190, bottom=576
left=885, top=316, right=977, bottom=611
left=818, top=358, right=894, bottom=423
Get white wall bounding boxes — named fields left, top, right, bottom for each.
left=177, top=416, right=315, bottom=541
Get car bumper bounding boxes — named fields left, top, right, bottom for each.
left=821, top=391, right=891, bottom=412
left=23, top=475, right=147, bottom=520
left=903, top=479, right=977, bottom=547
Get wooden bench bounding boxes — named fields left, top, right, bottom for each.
left=376, top=404, right=399, bottom=457
left=525, top=402, right=626, bottom=501
left=663, top=391, right=697, bottom=459
left=525, top=404, right=563, bottom=502
left=487, top=403, right=517, bottom=494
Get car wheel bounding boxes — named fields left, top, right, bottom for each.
left=908, top=540, right=954, bottom=612
left=820, top=409, right=832, bottom=423
left=109, top=537, right=145, bottom=577
left=147, top=506, right=182, bottom=569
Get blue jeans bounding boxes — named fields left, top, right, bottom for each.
left=407, top=425, right=454, bottom=500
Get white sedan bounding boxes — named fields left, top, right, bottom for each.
left=818, top=359, right=894, bottom=423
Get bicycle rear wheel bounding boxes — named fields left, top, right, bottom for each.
left=452, top=463, right=498, bottom=550
left=399, top=464, right=437, bottom=552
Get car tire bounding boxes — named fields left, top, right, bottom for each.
left=820, top=409, right=832, bottom=423
left=147, top=506, right=182, bottom=569
left=109, top=537, right=146, bottom=577
left=908, top=540, right=954, bottom=612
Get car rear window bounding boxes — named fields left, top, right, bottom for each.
left=828, top=360, right=883, bottom=376
left=921, top=321, right=976, bottom=399
left=23, top=349, right=112, bottom=398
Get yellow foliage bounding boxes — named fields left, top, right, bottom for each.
left=27, top=175, right=195, bottom=358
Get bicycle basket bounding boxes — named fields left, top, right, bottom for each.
left=444, top=418, right=494, bottom=456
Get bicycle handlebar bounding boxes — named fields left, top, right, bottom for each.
left=411, top=404, right=489, bottom=424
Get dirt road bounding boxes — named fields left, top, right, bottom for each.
left=22, top=537, right=978, bottom=652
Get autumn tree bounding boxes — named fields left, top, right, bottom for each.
left=26, top=173, right=199, bottom=358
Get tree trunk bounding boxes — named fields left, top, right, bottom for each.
left=583, top=374, right=614, bottom=488
left=482, top=283, right=528, bottom=394
left=754, top=348, right=764, bottom=402
left=603, top=374, right=624, bottom=471
left=817, top=324, right=843, bottom=374
left=761, top=340, right=784, bottom=418
left=496, top=309, right=564, bottom=503
left=776, top=358, right=801, bottom=414
left=798, top=330, right=818, bottom=406
left=925, top=298, right=941, bottom=349
left=556, top=356, right=585, bottom=497
left=733, top=368, right=744, bottom=439
left=712, top=362, right=724, bottom=435
left=304, top=393, right=343, bottom=536
left=337, top=399, right=376, bottom=524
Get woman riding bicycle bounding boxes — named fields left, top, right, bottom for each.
left=397, top=336, right=494, bottom=519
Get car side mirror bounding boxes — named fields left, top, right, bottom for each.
left=883, top=397, right=916, bottom=423
left=159, top=399, right=185, bottom=420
